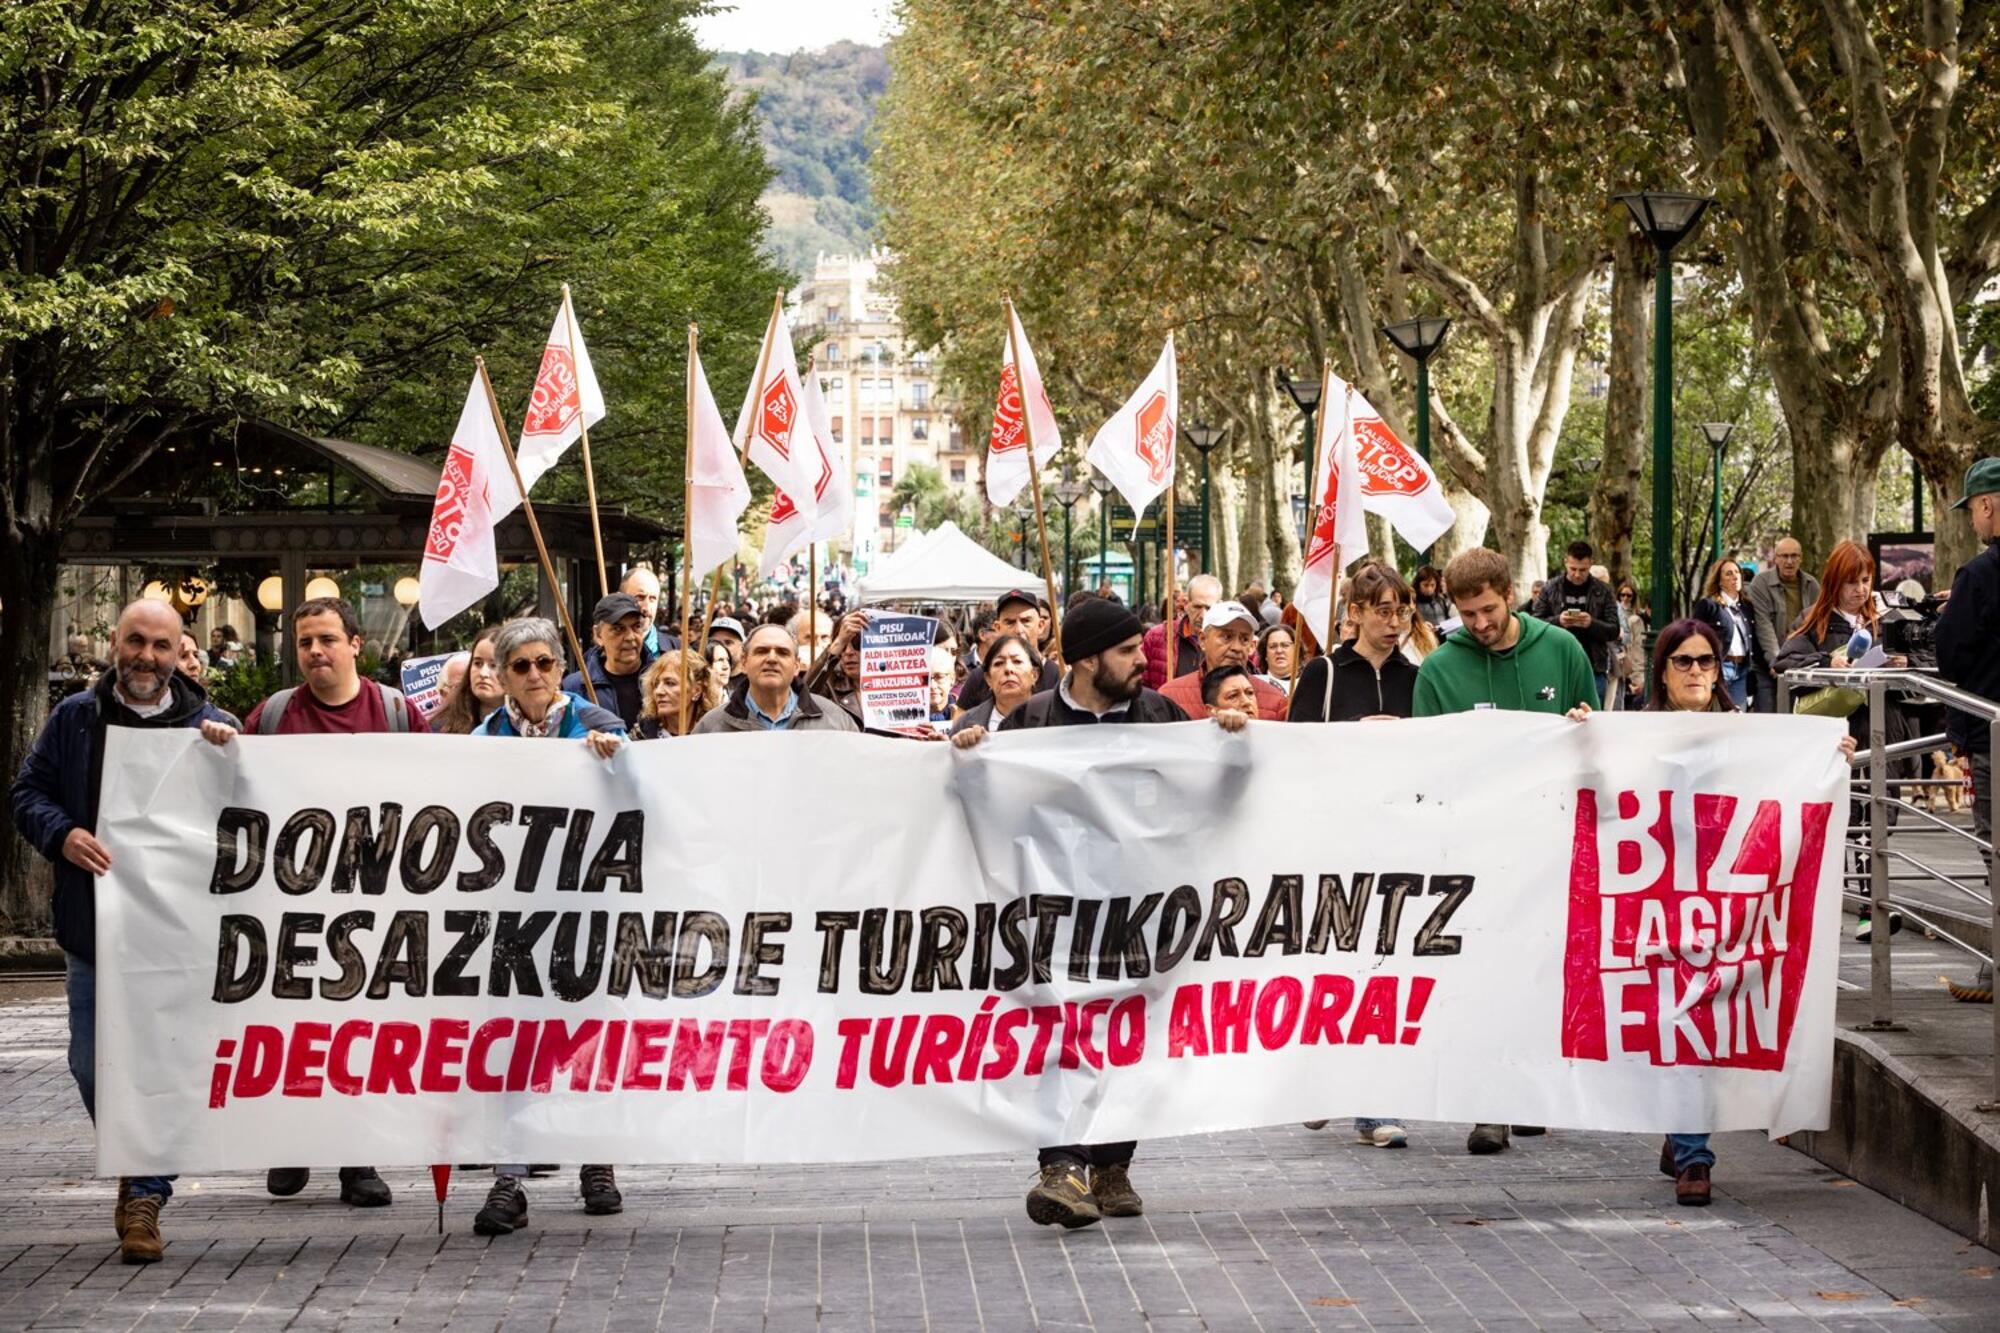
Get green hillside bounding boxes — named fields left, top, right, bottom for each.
left=716, top=42, right=886, bottom=276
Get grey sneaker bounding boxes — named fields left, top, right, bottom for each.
left=474, top=1176, right=529, bottom=1236
left=1466, top=1123, right=1510, bottom=1154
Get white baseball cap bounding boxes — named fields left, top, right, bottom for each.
left=1203, top=600, right=1258, bottom=632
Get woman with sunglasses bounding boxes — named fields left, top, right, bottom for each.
left=471, top=618, right=625, bottom=758
left=1645, top=618, right=1855, bottom=1207
left=467, top=616, right=626, bottom=1233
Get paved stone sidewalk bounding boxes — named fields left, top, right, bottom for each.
left=1, top=998, right=1993, bottom=1331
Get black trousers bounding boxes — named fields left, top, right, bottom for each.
left=1039, top=1142, right=1136, bottom=1169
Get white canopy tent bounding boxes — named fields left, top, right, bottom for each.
left=855, top=521, right=1033, bottom=605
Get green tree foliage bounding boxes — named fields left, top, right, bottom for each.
left=0, top=0, right=785, bottom=924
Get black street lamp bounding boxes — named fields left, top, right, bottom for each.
left=1054, top=471, right=1088, bottom=598
left=1615, top=189, right=1714, bottom=635
left=1089, top=472, right=1114, bottom=595
left=1184, top=420, right=1225, bottom=574
left=1012, top=498, right=1033, bottom=571
left=1277, top=368, right=1321, bottom=477
left=1380, top=316, right=1454, bottom=564
left=1699, top=421, right=1735, bottom=569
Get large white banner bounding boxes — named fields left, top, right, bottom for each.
left=94, top=715, right=1850, bottom=1174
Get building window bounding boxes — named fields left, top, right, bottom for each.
left=911, top=417, right=929, bottom=441
left=825, top=304, right=843, bottom=325
left=824, top=344, right=841, bottom=366
left=877, top=416, right=893, bottom=445
left=950, top=461, right=966, bottom=484
left=911, top=381, right=930, bottom=408
left=830, top=415, right=843, bottom=443
left=827, top=376, right=844, bottom=393
left=858, top=377, right=883, bottom=406
left=910, top=351, right=931, bottom=371
left=860, top=422, right=874, bottom=447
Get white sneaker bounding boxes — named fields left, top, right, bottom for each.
left=1361, top=1123, right=1409, bottom=1148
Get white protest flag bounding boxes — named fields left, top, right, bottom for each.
left=1084, top=334, right=1178, bottom=517
left=985, top=301, right=1063, bottom=507
left=733, top=299, right=821, bottom=516
left=514, top=287, right=606, bottom=498
left=1347, top=382, right=1455, bottom=551
left=1293, top=379, right=1370, bottom=645
left=686, top=346, right=751, bottom=582
left=759, top=367, right=852, bottom=575
left=418, top=371, right=511, bottom=629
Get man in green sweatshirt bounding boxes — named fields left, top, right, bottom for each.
left=1413, top=546, right=1597, bottom=1157
left=1414, top=547, right=1601, bottom=720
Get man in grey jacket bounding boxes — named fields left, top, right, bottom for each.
left=693, top=623, right=861, bottom=734
left=1744, top=537, right=1820, bottom=713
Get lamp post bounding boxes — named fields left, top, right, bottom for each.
left=1012, top=498, right=1033, bottom=570
left=1277, top=368, right=1321, bottom=478
left=1380, top=316, right=1454, bottom=565
left=1185, top=420, right=1224, bottom=573
left=1699, top=421, right=1735, bottom=569
left=1616, top=190, right=1714, bottom=635
left=1089, top=472, right=1113, bottom=594
left=1055, top=471, right=1088, bottom=597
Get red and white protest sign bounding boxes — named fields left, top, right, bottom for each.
left=515, top=288, right=605, bottom=497
left=418, top=370, right=516, bottom=629
left=1342, top=379, right=1455, bottom=552
left=985, top=303, right=1063, bottom=507
left=733, top=301, right=820, bottom=516
left=92, top=713, right=1846, bottom=1172
left=760, top=368, right=852, bottom=575
left=1085, top=335, right=1178, bottom=517
left=1292, top=383, right=1370, bottom=644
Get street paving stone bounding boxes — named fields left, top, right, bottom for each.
left=0, top=997, right=1994, bottom=1331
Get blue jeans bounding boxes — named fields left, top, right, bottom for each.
left=1721, top=664, right=1749, bottom=709
left=66, top=954, right=173, bottom=1200
left=1593, top=673, right=1608, bottom=707
left=1667, top=1133, right=1714, bottom=1171
left=1354, top=1117, right=1401, bottom=1136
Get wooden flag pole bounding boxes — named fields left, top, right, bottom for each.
left=1003, top=296, right=1064, bottom=667
left=1290, top=361, right=1335, bottom=692
left=562, top=284, right=611, bottom=600
left=700, top=288, right=784, bottom=653
left=476, top=355, right=601, bottom=709
left=1320, top=367, right=1344, bottom=659
left=679, top=324, right=697, bottom=737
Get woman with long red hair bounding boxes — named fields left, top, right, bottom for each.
left=1773, top=539, right=1911, bottom=940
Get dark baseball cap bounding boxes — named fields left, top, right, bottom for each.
left=1951, top=456, right=2000, bottom=509
left=591, top=592, right=644, bottom=625
left=996, top=588, right=1039, bottom=614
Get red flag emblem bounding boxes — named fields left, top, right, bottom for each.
left=424, top=445, right=477, bottom=562
left=770, top=488, right=799, bottom=523
left=1304, top=463, right=1340, bottom=570
left=1134, top=390, right=1174, bottom=485
left=989, top=363, right=1026, bottom=455
left=759, top=378, right=797, bottom=461
left=1352, top=417, right=1431, bottom=497
left=522, top=347, right=581, bottom=438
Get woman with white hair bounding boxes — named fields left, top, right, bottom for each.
left=468, top=616, right=626, bottom=1233
left=470, top=617, right=624, bottom=756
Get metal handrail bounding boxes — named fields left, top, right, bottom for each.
left=1779, top=665, right=1997, bottom=1108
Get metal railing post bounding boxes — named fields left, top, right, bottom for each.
left=1988, top=715, right=1999, bottom=1109
left=1865, top=677, right=1896, bottom=1029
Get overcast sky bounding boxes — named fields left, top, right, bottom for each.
left=693, top=0, right=897, bottom=53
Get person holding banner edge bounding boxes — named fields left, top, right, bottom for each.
left=466, top=616, right=627, bottom=1233
left=952, top=595, right=1249, bottom=1229
left=9, top=598, right=241, bottom=1264
left=1415, top=548, right=1598, bottom=1156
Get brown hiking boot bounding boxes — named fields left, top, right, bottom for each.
left=1659, top=1138, right=1677, bottom=1178
left=120, top=1195, right=163, bottom=1264
left=1675, top=1163, right=1712, bottom=1207
left=1089, top=1163, right=1144, bottom=1218
left=1025, top=1162, right=1101, bottom=1229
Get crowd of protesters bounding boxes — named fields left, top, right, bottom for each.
left=12, top=460, right=1997, bottom=1261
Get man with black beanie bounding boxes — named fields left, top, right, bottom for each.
left=951, top=593, right=1246, bottom=1229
